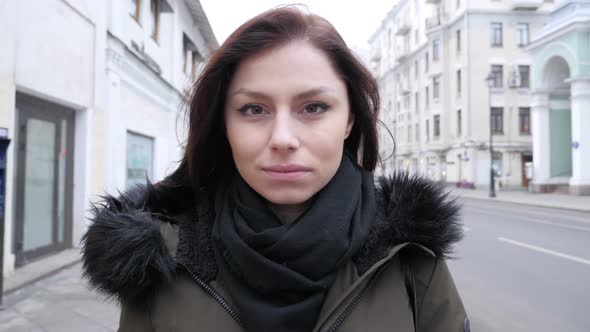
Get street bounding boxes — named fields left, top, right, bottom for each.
left=0, top=198, right=589, bottom=331
left=449, top=198, right=590, bottom=332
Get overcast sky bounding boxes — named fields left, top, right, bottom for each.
left=200, top=0, right=397, bottom=51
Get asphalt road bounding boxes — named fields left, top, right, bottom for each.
left=448, top=198, right=590, bottom=332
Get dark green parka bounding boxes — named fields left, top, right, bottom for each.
left=82, top=174, right=469, bottom=331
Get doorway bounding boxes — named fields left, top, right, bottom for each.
left=14, top=93, right=75, bottom=266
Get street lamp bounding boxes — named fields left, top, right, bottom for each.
left=485, top=73, right=496, bottom=198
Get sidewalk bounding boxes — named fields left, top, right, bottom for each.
left=449, top=186, right=590, bottom=213
left=0, top=263, right=119, bottom=332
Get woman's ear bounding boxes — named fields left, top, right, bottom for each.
left=345, top=112, right=355, bottom=139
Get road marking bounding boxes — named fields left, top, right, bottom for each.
left=498, top=237, right=590, bottom=265
left=465, top=208, right=590, bottom=233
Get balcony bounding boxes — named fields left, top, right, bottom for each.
left=395, top=18, right=411, bottom=36
left=511, top=0, right=543, bottom=10
left=425, top=12, right=446, bottom=31
left=395, top=49, right=408, bottom=62
left=425, top=0, right=441, bottom=3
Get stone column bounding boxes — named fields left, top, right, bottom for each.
left=568, top=77, right=590, bottom=195
left=530, top=90, right=551, bottom=190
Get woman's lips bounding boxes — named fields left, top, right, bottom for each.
left=263, top=165, right=311, bottom=181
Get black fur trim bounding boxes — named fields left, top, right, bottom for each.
left=81, top=173, right=463, bottom=308
left=353, top=173, right=463, bottom=275
left=81, top=184, right=176, bottom=311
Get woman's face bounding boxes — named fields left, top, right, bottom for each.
left=224, top=41, right=353, bottom=207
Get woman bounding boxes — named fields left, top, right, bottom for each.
left=82, top=7, right=468, bottom=332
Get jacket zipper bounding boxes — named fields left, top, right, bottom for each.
left=326, top=265, right=386, bottom=332
left=177, top=261, right=246, bottom=331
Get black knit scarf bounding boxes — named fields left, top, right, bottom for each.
left=211, top=155, right=376, bottom=332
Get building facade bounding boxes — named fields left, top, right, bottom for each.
left=370, top=0, right=553, bottom=190
left=529, top=0, right=590, bottom=195
left=0, top=0, right=216, bottom=275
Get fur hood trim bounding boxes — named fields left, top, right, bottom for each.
left=81, top=173, right=462, bottom=309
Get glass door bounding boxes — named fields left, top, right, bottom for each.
left=15, top=94, right=74, bottom=265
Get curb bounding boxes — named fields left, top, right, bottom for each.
left=451, top=194, right=590, bottom=214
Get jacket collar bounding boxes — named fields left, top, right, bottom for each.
left=81, top=173, right=463, bottom=310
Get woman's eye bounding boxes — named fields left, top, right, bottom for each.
left=239, top=104, right=265, bottom=116
left=303, top=102, right=330, bottom=114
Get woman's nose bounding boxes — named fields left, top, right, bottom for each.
left=269, top=111, right=299, bottom=152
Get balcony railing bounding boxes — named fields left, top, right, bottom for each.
left=511, top=0, right=543, bottom=10
left=425, top=12, right=446, bottom=31
left=395, top=19, right=411, bottom=36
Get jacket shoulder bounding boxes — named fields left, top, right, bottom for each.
left=81, top=183, right=178, bottom=311
left=354, top=173, right=463, bottom=274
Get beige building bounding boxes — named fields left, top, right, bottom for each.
left=0, top=0, right=216, bottom=275
left=371, top=0, right=553, bottom=189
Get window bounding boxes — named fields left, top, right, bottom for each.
left=434, top=115, right=440, bottom=137
left=130, top=0, right=140, bottom=22
left=456, top=30, right=461, bottom=53
left=433, top=77, right=440, bottom=99
left=126, top=132, right=154, bottom=189
left=519, top=107, right=531, bottom=135
left=183, top=34, right=202, bottom=78
left=457, top=109, right=462, bottom=136
left=517, top=23, right=529, bottom=47
left=148, top=0, right=159, bottom=41
left=415, top=29, right=419, bottom=45
left=425, top=86, right=429, bottom=108
left=491, top=65, right=503, bottom=88
left=415, top=92, right=419, bottom=113
left=491, top=107, right=504, bottom=134
left=416, top=123, right=420, bottom=142
left=433, top=39, right=440, bottom=61
left=408, top=125, right=412, bottom=142
left=426, top=119, right=430, bottom=142
left=457, top=0, right=461, bottom=8
left=457, top=69, right=462, bottom=96
left=490, top=22, right=503, bottom=47
left=519, top=65, right=530, bottom=88
left=415, top=60, right=419, bottom=78
left=425, top=52, right=429, bottom=72
left=404, top=95, right=410, bottom=110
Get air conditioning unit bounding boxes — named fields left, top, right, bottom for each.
left=508, top=67, right=521, bottom=88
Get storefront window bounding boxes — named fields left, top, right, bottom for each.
left=126, top=132, right=154, bottom=189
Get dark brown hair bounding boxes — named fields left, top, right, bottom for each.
left=157, top=6, right=380, bottom=206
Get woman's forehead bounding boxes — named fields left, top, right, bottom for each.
left=228, top=41, right=346, bottom=97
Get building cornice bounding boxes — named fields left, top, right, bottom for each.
left=106, top=34, right=183, bottom=112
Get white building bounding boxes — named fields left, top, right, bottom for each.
left=0, top=0, right=216, bottom=275
left=529, top=0, right=590, bottom=195
left=371, top=0, right=553, bottom=190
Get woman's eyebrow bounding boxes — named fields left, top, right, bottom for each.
left=230, top=86, right=337, bottom=99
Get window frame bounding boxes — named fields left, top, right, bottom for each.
left=130, top=0, right=141, bottom=24
left=433, top=39, right=440, bottom=61
left=149, top=0, right=160, bottom=42
left=519, top=107, right=531, bottom=135
left=518, top=65, right=530, bottom=89
left=457, top=109, right=462, bottom=136
left=517, top=23, right=529, bottom=47
left=457, top=69, right=462, bottom=96
left=491, top=65, right=503, bottom=89
left=433, top=76, right=440, bottom=99
left=434, top=114, right=441, bottom=137
left=490, top=22, right=503, bottom=47
left=491, top=107, right=504, bottom=135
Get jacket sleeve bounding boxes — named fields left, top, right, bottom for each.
left=415, top=258, right=470, bottom=332
left=117, top=303, right=154, bottom=332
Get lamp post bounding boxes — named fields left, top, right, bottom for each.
left=485, top=73, right=496, bottom=198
